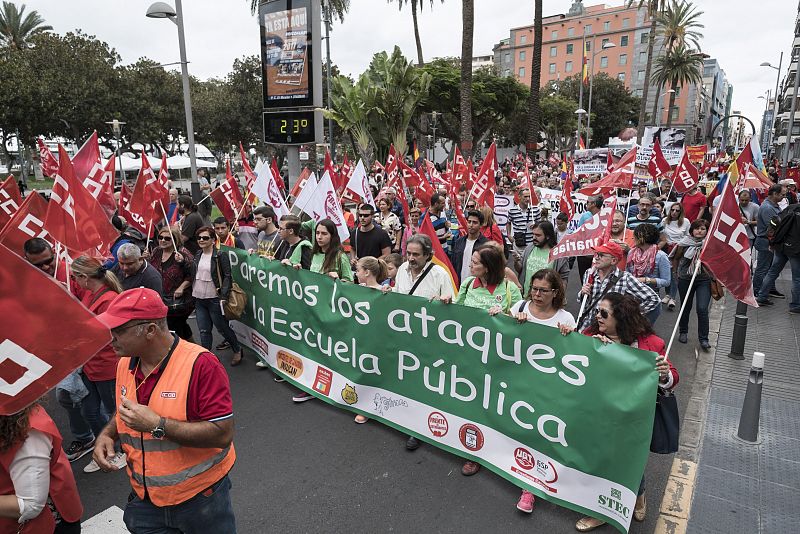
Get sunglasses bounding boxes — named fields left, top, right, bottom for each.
left=197, top=235, right=212, bottom=241
left=158, top=236, right=171, bottom=241
left=31, top=257, right=55, bottom=267
left=595, top=308, right=610, bottom=319
left=358, top=213, right=372, bottom=218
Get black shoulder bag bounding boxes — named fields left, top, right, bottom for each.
left=651, top=387, right=680, bottom=454
left=408, top=263, right=435, bottom=296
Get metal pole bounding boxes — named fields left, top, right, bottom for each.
left=586, top=40, right=595, bottom=149
left=781, top=55, right=799, bottom=180
left=576, top=28, right=586, bottom=149
left=770, top=52, right=783, bottom=156
left=736, top=351, right=764, bottom=443
left=174, top=0, right=199, bottom=202
left=323, top=0, right=335, bottom=163
left=728, top=300, right=749, bottom=360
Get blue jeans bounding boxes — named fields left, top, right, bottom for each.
left=195, top=297, right=240, bottom=353
left=123, top=475, right=236, bottom=534
left=79, top=374, right=115, bottom=439
left=55, top=388, right=93, bottom=443
left=757, top=250, right=800, bottom=309
left=645, top=302, right=662, bottom=326
left=752, top=238, right=773, bottom=295
left=678, top=277, right=711, bottom=342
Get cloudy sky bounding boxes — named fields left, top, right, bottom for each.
left=24, top=0, right=798, bottom=140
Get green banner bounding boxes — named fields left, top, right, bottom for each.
left=227, top=249, right=657, bottom=532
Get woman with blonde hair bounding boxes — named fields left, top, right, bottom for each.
left=479, top=206, right=503, bottom=244
left=70, top=255, right=126, bottom=473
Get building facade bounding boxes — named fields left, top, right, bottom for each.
left=771, top=1, right=800, bottom=162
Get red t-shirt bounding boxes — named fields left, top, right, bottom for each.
left=681, top=192, right=706, bottom=222
left=130, top=340, right=233, bottom=422
left=81, top=288, right=120, bottom=381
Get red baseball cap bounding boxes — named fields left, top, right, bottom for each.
left=592, top=241, right=624, bottom=260
left=96, top=288, right=168, bottom=329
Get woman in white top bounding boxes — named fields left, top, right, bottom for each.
left=660, top=203, right=690, bottom=310
left=376, top=198, right=402, bottom=252
left=351, top=256, right=390, bottom=424
left=509, top=268, right=576, bottom=515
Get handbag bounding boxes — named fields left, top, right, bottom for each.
left=710, top=279, right=725, bottom=301
left=650, top=388, right=680, bottom=454
left=215, top=255, right=247, bottom=320
left=163, top=293, right=194, bottom=316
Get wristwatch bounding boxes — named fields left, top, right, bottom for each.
left=151, top=417, right=166, bottom=440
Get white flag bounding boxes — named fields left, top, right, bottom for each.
left=299, top=171, right=350, bottom=243
left=345, top=159, right=374, bottom=207
left=293, top=172, right=319, bottom=213
left=251, top=158, right=289, bottom=218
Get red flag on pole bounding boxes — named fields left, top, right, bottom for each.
left=559, top=172, right=576, bottom=221
left=606, top=149, right=615, bottom=173
left=578, top=146, right=637, bottom=195
left=128, top=151, right=160, bottom=224
left=37, top=138, right=59, bottom=178
left=71, top=131, right=101, bottom=182
left=119, top=182, right=147, bottom=235
left=672, top=149, right=700, bottom=194
left=82, top=156, right=117, bottom=217
left=385, top=144, right=399, bottom=177
left=271, top=157, right=285, bottom=191
left=0, top=242, right=111, bottom=415
left=647, top=138, right=671, bottom=180
left=549, top=199, right=616, bottom=261
left=209, top=162, right=245, bottom=222
left=0, top=176, right=22, bottom=229
left=0, top=192, right=50, bottom=254
left=290, top=167, right=313, bottom=199
left=699, top=179, right=758, bottom=306
left=469, top=142, right=497, bottom=208
left=418, top=213, right=459, bottom=296
left=156, top=154, right=170, bottom=215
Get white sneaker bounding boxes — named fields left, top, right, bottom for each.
left=109, top=452, right=127, bottom=471
left=255, top=360, right=268, bottom=368
left=83, top=458, right=101, bottom=473
left=661, top=295, right=670, bottom=304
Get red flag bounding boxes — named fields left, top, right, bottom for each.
left=418, top=213, right=459, bottom=296
left=453, top=196, right=469, bottom=237
left=686, top=145, right=707, bottom=166
left=469, top=143, right=497, bottom=208
left=0, top=176, right=22, bottom=229
left=82, top=156, right=117, bottom=217
left=37, top=138, right=59, bottom=178
left=128, top=151, right=161, bottom=225
left=0, top=242, right=111, bottom=415
left=672, top=149, right=700, bottom=194
left=559, top=173, right=576, bottom=220
left=578, top=147, right=637, bottom=195
left=549, top=199, right=616, bottom=261
left=271, top=157, right=285, bottom=191
left=648, top=138, right=671, bottom=180
left=0, top=192, right=50, bottom=254
left=606, top=150, right=615, bottom=173
left=385, top=144, right=399, bottom=177
left=398, top=160, right=434, bottom=206
left=118, top=183, right=147, bottom=235
left=71, top=131, right=101, bottom=182
left=290, top=167, right=313, bottom=199
left=210, top=164, right=245, bottom=222
left=338, top=154, right=353, bottom=193
left=734, top=144, right=773, bottom=192
left=578, top=136, right=586, bottom=150
left=699, top=180, right=757, bottom=306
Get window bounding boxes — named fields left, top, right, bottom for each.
left=618, top=72, right=626, bottom=81
left=549, top=63, right=557, bottom=74
left=600, top=56, right=608, bottom=68
left=519, top=67, right=525, bottom=77
left=550, top=46, right=557, bottom=57
left=604, top=21, right=610, bottom=31
left=619, top=53, right=627, bottom=65
left=519, top=50, right=526, bottom=61
left=637, top=70, right=645, bottom=81
left=585, top=24, right=592, bottom=34
left=602, top=38, right=610, bottom=47
left=551, top=30, right=558, bottom=39
left=622, top=18, right=630, bottom=28
left=566, top=43, right=574, bottom=54
left=639, top=51, right=647, bottom=63
left=504, top=52, right=511, bottom=63
left=634, top=88, right=643, bottom=97
left=640, top=32, right=649, bottom=44
left=520, top=34, right=527, bottom=44
left=568, top=27, right=575, bottom=37
left=620, top=35, right=629, bottom=46
left=671, top=107, right=679, bottom=121
left=586, top=41, right=592, bottom=52
left=565, top=61, right=573, bottom=72
left=503, top=69, right=511, bottom=77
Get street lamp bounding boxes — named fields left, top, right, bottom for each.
left=575, top=108, right=587, bottom=148
left=586, top=40, right=616, bottom=148
left=322, top=0, right=335, bottom=162
left=430, top=111, right=439, bottom=163
left=761, top=54, right=783, bottom=159
left=656, top=89, right=675, bottom=126
left=105, top=119, right=126, bottom=185
left=146, top=1, right=200, bottom=202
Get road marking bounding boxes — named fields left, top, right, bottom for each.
left=81, top=505, right=129, bottom=533
left=654, top=458, right=698, bottom=534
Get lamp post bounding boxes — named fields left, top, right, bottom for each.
left=575, top=108, right=587, bottom=148
left=656, top=89, right=675, bottom=126
left=105, top=119, right=126, bottom=186
left=146, top=1, right=199, bottom=202
left=761, top=53, right=783, bottom=159
left=430, top=111, right=438, bottom=163
left=321, top=0, right=336, bottom=162
left=576, top=27, right=587, bottom=150
left=586, top=40, right=616, bottom=148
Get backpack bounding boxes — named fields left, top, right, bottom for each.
left=769, top=204, right=800, bottom=256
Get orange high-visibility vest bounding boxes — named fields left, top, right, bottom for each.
left=116, top=339, right=236, bottom=506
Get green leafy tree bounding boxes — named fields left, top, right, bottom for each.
left=544, top=73, right=640, bottom=147
left=324, top=75, right=378, bottom=163
left=249, top=0, right=350, bottom=22
left=651, top=44, right=704, bottom=126
left=0, top=1, right=51, bottom=50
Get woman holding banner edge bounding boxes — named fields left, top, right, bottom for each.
left=560, top=292, right=678, bottom=531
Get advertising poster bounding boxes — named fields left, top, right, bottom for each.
left=261, top=4, right=311, bottom=106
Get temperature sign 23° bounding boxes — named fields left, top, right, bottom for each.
left=263, top=110, right=316, bottom=145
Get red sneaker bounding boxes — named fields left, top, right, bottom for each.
left=516, top=490, right=535, bottom=513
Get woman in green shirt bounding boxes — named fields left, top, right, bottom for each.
left=305, top=218, right=353, bottom=282
left=441, top=244, right=522, bottom=477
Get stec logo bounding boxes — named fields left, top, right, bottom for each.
left=514, top=447, right=534, bottom=470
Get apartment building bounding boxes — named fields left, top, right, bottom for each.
left=772, top=1, right=800, bottom=161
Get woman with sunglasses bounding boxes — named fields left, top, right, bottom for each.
left=148, top=227, right=195, bottom=341
left=661, top=203, right=689, bottom=310
left=509, top=268, right=575, bottom=514
left=192, top=226, right=243, bottom=366
left=560, top=292, right=678, bottom=531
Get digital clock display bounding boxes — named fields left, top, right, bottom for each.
left=263, top=110, right=316, bottom=145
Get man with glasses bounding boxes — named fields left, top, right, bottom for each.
left=274, top=214, right=312, bottom=269
left=23, top=237, right=58, bottom=277
left=350, top=203, right=392, bottom=265
left=92, top=288, right=237, bottom=533
left=112, top=243, right=163, bottom=295
left=252, top=205, right=283, bottom=258
left=576, top=241, right=660, bottom=330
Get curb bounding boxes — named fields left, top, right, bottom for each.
left=654, top=296, right=726, bottom=534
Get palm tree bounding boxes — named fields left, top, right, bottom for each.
left=460, top=0, right=473, bottom=156
left=389, top=0, right=443, bottom=67
left=0, top=1, right=52, bottom=50
left=649, top=0, right=704, bottom=123
left=526, top=0, right=542, bottom=158
left=628, top=0, right=668, bottom=140
left=651, top=44, right=704, bottom=127
left=249, top=0, right=350, bottom=21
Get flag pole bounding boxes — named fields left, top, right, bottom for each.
left=158, top=201, right=179, bottom=253
left=53, top=242, right=61, bottom=280
left=145, top=220, right=153, bottom=252
left=664, top=258, right=702, bottom=357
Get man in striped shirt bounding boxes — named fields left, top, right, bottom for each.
left=507, top=189, right=541, bottom=254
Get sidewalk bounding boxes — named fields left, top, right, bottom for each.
left=685, top=273, right=800, bottom=533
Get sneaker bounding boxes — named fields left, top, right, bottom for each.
left=678, top=333, right=688, bottom=344
left=216, top=341, right=231, bottom=350
left=406, top=436, right=420, bottom=450
left=661, top=295, right=670, bottom=304
left=65, top=437, right=95, bottom=462
left=255, top=360, right=268, bottom=368
left=273, top=375, right=285, bottom=383
left=292, top=392, right=315, bottom=403
left=109, top=452, right=127, bottom=471
left=461, top=461, right=480, bottom=476
left=516, top=490, right=535, bottom=513
left=83, top=458, right=101, bottom=473
left=700, top=340, right=711, bottom=351
left=668, top=299, right=676, bottom=310
left=789, top=308, right=800, bottom=314
left=756, top=299, right=774, bottom=306
left=769, top=290, right=785, bottom=299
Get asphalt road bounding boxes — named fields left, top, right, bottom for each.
left=53, top=268, right=700, bottom=534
